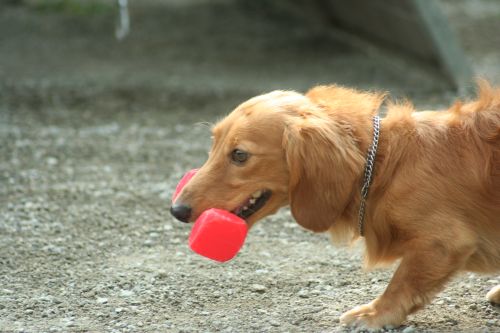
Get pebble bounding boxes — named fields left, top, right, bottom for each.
left=96, top=297, right=108, bottom=304
left=148, top=232, right=160, bottom=239
left=255, top=269, right=269, bottom=274
left=155, top=269, right=168, bottom=278
left=269, top=320, right=280, bottom=327
left=250, top=284, right=267, bottom=293
left=446, top=318, right=458, bottom=326
left=297, top=289, right=309, bottom=298
left=43, top=245, right=65, bottom=255
left=119, top=290, right=134, bottom=297
left=487, top=319, right=498, bottom=326
left=46, top=157, right=58, bottom=166
left=402, top=326, right=416, bottom=333
left=63, top=317, right=75, bottom=327
left=250, top=322, right=261, bottom=329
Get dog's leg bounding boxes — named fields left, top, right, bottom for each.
left=487, top=285, right=500, bottom=304
left=340, top=241, right=474, bottom=329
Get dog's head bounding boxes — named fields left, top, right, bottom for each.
left=171, top=87, right=378, bottom=231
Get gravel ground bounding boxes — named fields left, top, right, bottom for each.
left=0, top=0, right=499, bottom=332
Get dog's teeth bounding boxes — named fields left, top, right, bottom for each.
left=249, top=198, right=256, bottom=205
left=252, top=190, right=262, bottom=198
left=243, top=206, right=248, bottom=210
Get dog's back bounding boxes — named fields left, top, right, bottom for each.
left=386, top=81, right=500, bottom=272
left=457, top=83, right=500, bottom=271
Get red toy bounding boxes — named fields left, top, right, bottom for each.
left=189, top=208, right=248, bottom=262
left=172, top=169, right=248, bottom=262
left=172, top=168, right=198, bottom=203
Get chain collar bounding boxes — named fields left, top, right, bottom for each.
left=358, top=115, right=380, bottom=236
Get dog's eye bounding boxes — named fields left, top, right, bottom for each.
left=231, top=149, right=249, bottom=165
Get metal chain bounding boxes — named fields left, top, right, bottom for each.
left=358, top=115, right=380, bottom=236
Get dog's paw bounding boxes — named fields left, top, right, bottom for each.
left=339, top=300, right=404, bottom=331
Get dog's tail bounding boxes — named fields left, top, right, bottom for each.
left=449, top=79, right=500, bottom=143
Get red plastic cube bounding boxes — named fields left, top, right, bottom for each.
left=189, top=208, right=248, bottom=262
left=172, top=168, right=198, bottom=203
left=171, top=169, right=248, bottom=262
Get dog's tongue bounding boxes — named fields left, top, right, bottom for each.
left=189, top=208, right=247, bottom=262
left=172, top=169, right=247, bottom=262
left=172, top=168, right=199, bottom=203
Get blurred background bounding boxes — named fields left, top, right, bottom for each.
left=1, top=1, right=499, bottom=332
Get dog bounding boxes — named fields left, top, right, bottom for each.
left=170, top=81, right=500, bottom=329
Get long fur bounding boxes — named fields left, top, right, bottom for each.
left=174, top=81, right=500, bottom=329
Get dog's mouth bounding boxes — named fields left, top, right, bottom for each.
left=232, top=189, right=272, bottom=220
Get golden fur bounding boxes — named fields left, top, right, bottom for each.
left=174, top=81, right=500, bottom=329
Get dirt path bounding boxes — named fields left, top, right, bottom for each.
left=0, top=1, right=499, bottom=332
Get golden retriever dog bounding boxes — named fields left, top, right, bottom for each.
left=170, top=81, right=500, bottom=329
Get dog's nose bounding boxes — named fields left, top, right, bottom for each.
left=170, top=203, right=192, bottom=223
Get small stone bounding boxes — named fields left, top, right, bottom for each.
left=148, top=232, right=160, bottom=239
left=269, top=320, right=280, bottom=327
left=115, top=307, right=124, bottom=313
left=292, top=317, right=307, bottom=325
left=446, top=318, right=458, bottom=326
left=170, top=238, right=181, bottom=244
left=119, top=290, right=134, bottom=297
left=63, top=317, right=75, bottom=327
left=250, top=284, right=267, bottom=293
left=487, top=319, right=498, bottom=326
left=402, top=326, right=416, bottom=333
left=46, top=157, right=58, bottom=166
left=250, top=322, right=261, bottom=329
left=297, top=289, right=309, bottom=298
left=96, top=297, right=108, bottom=304
left=156, top=269, right=168, bottom=278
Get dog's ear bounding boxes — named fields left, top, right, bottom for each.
left=283, top=112, right=364, bottom=232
